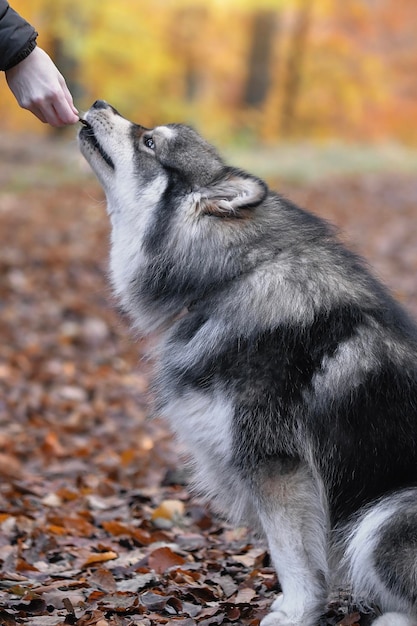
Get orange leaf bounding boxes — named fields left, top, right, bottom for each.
left=101, top=520, right=151, bottom=545
left=151, top=499, right=185, bottom=522
left=16, top=558, right=39, bottom=572
left=82, top=551, right=118, bottom=567
left=47, top=524, right=67, bottom=535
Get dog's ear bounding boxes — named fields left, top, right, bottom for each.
left=198, top=169, right=267, bottom=218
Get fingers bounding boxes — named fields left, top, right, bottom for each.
left=27, top=89, right=79, bottom=127
left=49, top=95, right=79, bottom=127
left=5, top=47, right=79, bottom=127
left=42, top=79, right=79, bottom=127
left=61, top=78, right=79, bottom=116
left=25, top=97, right=78, bottom=127
left=50, top=76, right=79, bottom=126
left=28, top=104, right=48, bottom=124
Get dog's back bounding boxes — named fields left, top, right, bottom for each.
left=79, top=101, right=417, bottom=626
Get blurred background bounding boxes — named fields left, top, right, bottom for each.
left=3, top=0, right=417, bottom=147
left=0, top=4, right=417, bottom=622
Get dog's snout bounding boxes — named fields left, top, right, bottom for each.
left=92, top=99, right=110, bottom=110
left=90, top=100, right=121, bottom=117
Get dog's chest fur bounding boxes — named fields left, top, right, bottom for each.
left=159, top=388, right=233, bottom=462
left=158, top=385, right=255, bottom=520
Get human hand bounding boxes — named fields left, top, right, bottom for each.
left=5, top=46, right=79, bottom=127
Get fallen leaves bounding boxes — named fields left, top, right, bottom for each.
left=1, top=136, right=412, bottom=625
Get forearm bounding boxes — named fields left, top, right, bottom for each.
left=0, top=0, right=37, bottom=71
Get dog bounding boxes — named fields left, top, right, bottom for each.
left=78, top=100, right=417, bottom=626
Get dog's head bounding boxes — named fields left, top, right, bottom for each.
left=78, top=100, right=267, bottom=222
left=78, top=101, right=270, bottom=330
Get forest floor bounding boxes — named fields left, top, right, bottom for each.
left=0, top=132, right=417, bottom=626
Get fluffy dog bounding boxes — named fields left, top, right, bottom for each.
left=79, top=100, right=417, bottom=626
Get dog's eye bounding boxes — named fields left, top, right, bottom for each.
left=144, top=136, right=155, bottom=150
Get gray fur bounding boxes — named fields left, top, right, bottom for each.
left=79, top=101, right=417, bottom=626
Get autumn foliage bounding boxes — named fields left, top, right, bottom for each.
left=3, top=0, right=417, bottom=144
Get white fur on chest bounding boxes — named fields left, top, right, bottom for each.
left=159, top=389, right=252, bottom=518
left=161, top=389, right=233, bottom=461
left=160, top=389, right=254, bottom=523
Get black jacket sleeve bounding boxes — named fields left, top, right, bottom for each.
left=0, top=0, right=37, bottom=71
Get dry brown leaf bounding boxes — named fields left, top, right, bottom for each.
left=89, top=567, right=117, bottom=593
left=101, top=520, right=151, bottom=545
left=230, top=548, right=267, bottom=568
left=234, top=587, right=257, bottom=604
left=148, top=546, right=187, bottom=574
left=0, top=453, right=22, bottom=479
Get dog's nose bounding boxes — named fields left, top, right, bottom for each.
left=92, top=100, right=109, bottom=110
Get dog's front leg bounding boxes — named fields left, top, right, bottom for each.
left=253, top=462, right=329, bottom=626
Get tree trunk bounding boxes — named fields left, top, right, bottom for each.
left=243, top=10, right=279, bottom=108
left=280, top=0, right=313, bottom=136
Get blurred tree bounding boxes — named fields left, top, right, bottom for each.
left=47, top=0, right=83, bottom=105
left=243, top=10, right=278, bottom=107
left=2, top=0, right=417, bottom=144
left=280, top=0, right=312, bottom=137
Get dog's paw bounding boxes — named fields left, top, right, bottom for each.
left=260, top=612, right=290, bottom=626
left=270, top=594, right=284, bottom=611
left=260, top=602, right=323, bottom=626
left=260, top=610, right=306, bottom=626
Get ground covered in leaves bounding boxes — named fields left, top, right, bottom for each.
left=1, top=134, right=417, bottom=626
